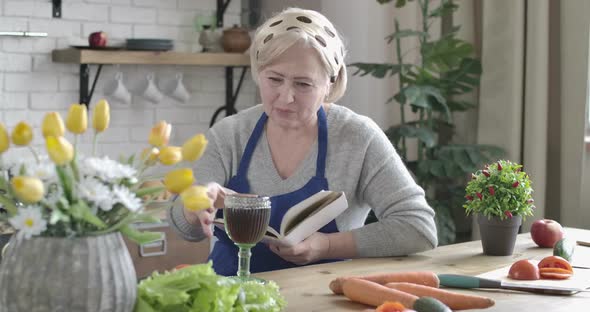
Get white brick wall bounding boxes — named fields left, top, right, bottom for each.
left=0, top=0, right=256, bottom=160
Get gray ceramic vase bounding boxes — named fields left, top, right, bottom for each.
left=0, top=232, right=136, bottom=312
left=477, top=214, right=522, bottom=256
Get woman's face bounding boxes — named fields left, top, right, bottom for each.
left=258, top=43, right=330, bottom=130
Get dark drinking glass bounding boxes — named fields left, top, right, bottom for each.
left=224, top=194, right=271, bottom=280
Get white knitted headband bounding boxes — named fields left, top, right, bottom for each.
left=254, top=10, right=345, bottom=82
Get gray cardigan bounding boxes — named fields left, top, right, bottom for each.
left=170, top=104, right=437, bottom=257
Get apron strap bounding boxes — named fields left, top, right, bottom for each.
left=316, top=106, right=328, bottom=178
left=236, top=113, right=268, bottom=177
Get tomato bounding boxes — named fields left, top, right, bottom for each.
left=538, top=256, right=574, bottom=279
left=537, top=256, right=573, bottom=272
left=174, top=264, right=190, bottom=270
left=539, top=267, right=573, bottom=279
left=508, top=259, right=540, bottom=280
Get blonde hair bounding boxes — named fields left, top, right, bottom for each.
left=249, top=8, right=348, bottom=103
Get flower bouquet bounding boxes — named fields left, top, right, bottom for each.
left=0, top=100, right=210, bottom=243
left=0, top=99, right=211, bottom=311
left=463, top=159, right=535, bottom=255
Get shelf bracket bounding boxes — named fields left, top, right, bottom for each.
left=52, top=0, right=62, bottom=18
left=216, top=0, right=231, bottom=28
left=210, top=66, right=248, bottom=127
left=79, top=64, right=103, bottom=107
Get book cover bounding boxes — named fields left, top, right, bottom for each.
left=214, top=190, right=348, bottom=247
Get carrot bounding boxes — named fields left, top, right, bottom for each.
left=385, top=282, right=495, bottom=310
left=342, top=278, right=418, bottom=308
left=376, top=301, right=407, bottom=312
left=330, top=271, right=439, bottom=295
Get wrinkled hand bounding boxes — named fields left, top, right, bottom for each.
left=183, top=182, right=235, bottom=238
left=267, top=232, right=330, bottom=265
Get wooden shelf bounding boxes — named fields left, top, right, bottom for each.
left=51, top=48, right=250, bottom=66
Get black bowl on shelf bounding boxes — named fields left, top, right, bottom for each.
left=125, top=38, right=174, bottom=51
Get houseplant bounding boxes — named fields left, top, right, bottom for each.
left=351, top=0, right=503, bottom=245
left=464, top=159, right=535, bottom=255
left=0, top=100, right=210, bottom=312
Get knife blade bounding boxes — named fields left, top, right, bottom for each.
left=438, top=274, right=590, bottom=295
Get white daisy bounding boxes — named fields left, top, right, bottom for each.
left=77, top=177, right=115, bottom=211
left=80, top=156, right=137, bottom=181
left=9, top=205, right=48, bottom=239
left=112, top=185, right=142, bottom=212
left=43, top=183, right=64, bottom=207
left=27, top=160, right=57, bottom=183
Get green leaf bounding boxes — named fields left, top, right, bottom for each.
left=49, top=208, right=70, bottom=225
left=0, top=195, right=17, bottom=216
left=133, top=212, right=163, bottom=224
left=386, top=30, right=428, bottom=43
left=429, top=160, right=446, bottom=177
left=70, top=201, right=106, bottom=228
left=384, top=124, right=436, bottom=148
left=55, top=165, right=75, bottom=203
left=120, top=224, right=163, bottom=245
left=447, top=100, right=476, bottom=111
left=423, top=38, right=474, bottom=72
left=349, top=63, right=407, bottom=78
left=446, top=57, right=482, bottom=94
left=135, top=186, right=165, bottom=198
left=429, top=1, right=459, bottom=17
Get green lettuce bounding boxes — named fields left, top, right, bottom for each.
left=134, top=262, right=286, bottom=312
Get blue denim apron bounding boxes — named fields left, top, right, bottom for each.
left=209, top=107, right=340, bottom=276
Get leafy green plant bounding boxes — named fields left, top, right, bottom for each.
left=464, top=160, right=534, bottom=220
left=351, top=0, right=504, bottom=244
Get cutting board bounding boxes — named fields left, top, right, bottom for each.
left=477, top=258, right=590, bottom=292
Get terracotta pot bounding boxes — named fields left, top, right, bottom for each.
left=0, top=233, right=137, bottom=312
left=222, top=25, right=251, bottom=53
left=477, top=214, right=522, bottom=256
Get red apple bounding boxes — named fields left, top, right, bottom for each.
left=88, top=31, right=107, bottom=47
left=530, top=219, right=565, bottom=248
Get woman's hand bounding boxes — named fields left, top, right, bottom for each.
left=267, top=232, right=331, bottom=265
left=183, top=182, right=235, bottom=238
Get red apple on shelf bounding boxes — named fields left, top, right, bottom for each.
left=88, top=31, right=107, bottom=47
left=530, top=219, right=565, bottom=248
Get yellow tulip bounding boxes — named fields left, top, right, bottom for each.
left=159, top=146, right=182, bottom=166
left=11, top=122, right=33, bottom=146
left=92, top=99, right=110, bottom=133
left=149, top=121, right=171, bottom=147
left=164, top=168, right=195, bottom=194
left=45, top=136, right=74, bottom=165
left=11, top=176, right=45, bottom=204
left=0, top=123, right=10, bottom=154
left=181, top=185, right=210, bottom=212
left=140, top=147, right=160, bottom=166
left=181, top=134, right=208, bottom=162
left=42, top=112, right=65, bottom=138
left=66, top=103, right=88, bottom=134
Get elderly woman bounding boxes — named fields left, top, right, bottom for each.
left=170, top=8, right=437, bottom=276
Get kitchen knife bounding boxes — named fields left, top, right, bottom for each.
left=438, top=274, right=590, bottom=295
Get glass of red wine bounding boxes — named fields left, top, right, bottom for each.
left=223, top=194, right=271, bottom=280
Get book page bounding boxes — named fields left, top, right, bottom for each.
left=282, top=191, right=341, bottom=235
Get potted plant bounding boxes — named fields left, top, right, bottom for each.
left=464, top=159, right=535, bottom=255
left=0, top=100, right=210, bottom=311
left=351, top=0, right=504, bottom=245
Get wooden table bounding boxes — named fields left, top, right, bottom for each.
left=256, top=228, right=590, bottom=311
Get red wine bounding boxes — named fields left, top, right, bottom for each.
left=225, top=207, right=271, bottom=244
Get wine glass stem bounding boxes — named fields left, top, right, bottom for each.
left=237, top=244, right=252, bottom=278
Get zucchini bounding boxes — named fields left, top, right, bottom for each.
left=553, top=237, right=575, bottom=262
left=413, top=297, right=452, bottom=312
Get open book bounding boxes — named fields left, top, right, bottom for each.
left=214, top=190, right=348, bottom=247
